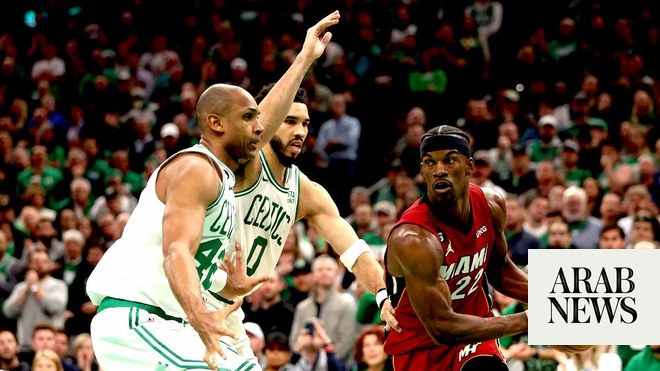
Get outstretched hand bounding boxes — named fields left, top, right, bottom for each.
left=217, top=242, right=270, bottom=300
left=189, top=299, right=242, bottom=370
left=300, top=10, right=340, bottom=60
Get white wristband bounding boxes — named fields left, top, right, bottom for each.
left=209, top=269, right=228, bottom=292
left=375, top=288, right=388, bottom=309
left=339, top=239, right=372, bottom=273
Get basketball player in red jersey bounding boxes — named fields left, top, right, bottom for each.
left=384, top=125, right=529, bottom=370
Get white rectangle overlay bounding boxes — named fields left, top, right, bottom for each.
left=528, top=249, right=660, bottom=345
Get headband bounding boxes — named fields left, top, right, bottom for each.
left=420, top=134, right=472, bottom=159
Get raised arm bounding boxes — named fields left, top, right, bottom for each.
left=387, top=224, right=527, bottom=344
left=157, top=154, right=240, bottom=367
left=483, top=188, right=528, bottom=303
left=257, top=11, right=339, bottom=147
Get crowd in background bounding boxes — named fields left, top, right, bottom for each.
left=0, top=0, right=659, bottom=370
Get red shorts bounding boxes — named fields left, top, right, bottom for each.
left=391, top=339, right=505, bottom=371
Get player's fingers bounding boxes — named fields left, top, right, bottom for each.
left=205, top=350, right=219, bottom=370
left=313, top=11, right=339, bottom=34
left=320, top=32, right=332, bottom=46
left=251, top=275, right=270, bottom=286
left=234, top=242, right=244, bottom=267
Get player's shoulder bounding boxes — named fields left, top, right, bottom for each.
left=389, top=223, right=437, bottom=248
left=480, top=187, right=505, bottom=211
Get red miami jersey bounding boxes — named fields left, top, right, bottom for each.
left=384, top=183, right=503, bottom=370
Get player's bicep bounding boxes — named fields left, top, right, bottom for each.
left=389, top=228, right=454, bottom=321
left=161, top=157, right=220, bottom=255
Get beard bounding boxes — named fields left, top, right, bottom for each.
left=270, top=136, right=296, bottom=168
left=563, top=210, right=586, bottom=223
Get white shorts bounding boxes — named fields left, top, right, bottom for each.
left=91, top=300, right=260, bottom=370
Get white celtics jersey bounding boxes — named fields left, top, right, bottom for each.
left=208, top=151, right=301, bottom=304
left=86, top=144, right=236, bottom=319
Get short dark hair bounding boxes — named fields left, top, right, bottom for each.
left=265, top=331, right=290, bottom=351
left=633, top=214, right=660, bottom=240
left=32, top=323, right=56, bottom=338
left=254, top=83, right=308, bottom=105
left=599, top=224, right=625, bottom=239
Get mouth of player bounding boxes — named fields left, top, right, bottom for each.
left=290, top=141, right=303, bottom=155
left=433, top=180, right=452, bottom=192
left=249, top=140, right=259, bottom=150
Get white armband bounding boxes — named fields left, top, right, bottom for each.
left=209, top=269, right=228, bottom=293
left=340, top=239, right=372, bottom=273
left=375, top=288, right=389, bottom=309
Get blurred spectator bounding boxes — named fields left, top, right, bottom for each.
left=522, top=196, right=549, bottom=240
left=0, top=228, right=19, bottom=298
left=369, top=160, right=406, bottom=205
left=290, top=255, right=358, bottom=365
left=528, top=115, right=561, bottom=164
left=344, top=186, right=371, bottom=228
left=285, top=262, right=313, bottom=309
left=501, top=144, right=536, bottom=195
left=362, top=201, right=397, bottom=247
left=471, top=150, right=506, bottom=197
left=583, top=177, right=602, bottom=217
left=598, top=225, right=627, bottom=249
left=505, top=194, right=541, bottom=266
left=557, top=345, right=622, bottom=371
left=51, top=229, right=84, bottom=286
left=32, top=349, right=64, bottom=371
left=618, top=185, right=653, bottom=238
left=71, top=333, right=100, bottom=371
left=16, top=145, right=63, bottom=201
left=599, top=193, right=624, bottom=226
left=159, top=122, right=186, bottom=157
left=624, top=346, right=660, bottom=371
left=127, top=113, right=156, bottom=172
left=244, top=322, right=266, bottom=368
left=500, top=299, right=560, bottom=370
left=562, top=186, right=602, bottom=249
left=547, top=219, right=574, bottom=249
left=264, top=331, right=295, bottom=371
left=291, top=318, right=344, bottom=371
left=0, top=329, right=30, bottom=371
left=520, top=160, right=561, bottom=206
left=351, top=325, right=391, bottom=371
left=244, top=272, right=295, bottom=338
left=30, top=44, right=66, bottom=83
left=465, top=0, right=503, bottom=65
left=559, top=140, right=592, bottom=187
left=598, top=140, right=634, bottom=195
left=390, top=123, right=424, bottom=179
left=64, top=241, right=102, bottom=337
left=627, top=213, right=660, bottom=249
left=352, top=204, right=377, bottom=239
left=314, top=94, right=361, bottom=216
left=57, top=178, right=93, bottom=219
left=3, top=250, right=67, bottom=350
left=54, top=329, right=75, bottom=366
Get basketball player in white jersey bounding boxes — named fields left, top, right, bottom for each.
left=86, top=11, right=340, bottom=371
left=204, top=85, right=399, bottom=360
